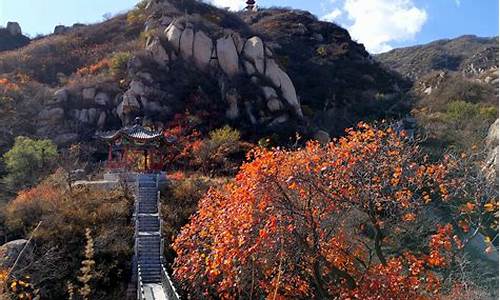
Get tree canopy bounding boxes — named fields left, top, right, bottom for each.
left=172, top=122, right=498, bottom=299
left=2, top=136, right=57, bottom=193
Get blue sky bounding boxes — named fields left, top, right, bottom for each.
left=0, top=0, right=498, bottom=53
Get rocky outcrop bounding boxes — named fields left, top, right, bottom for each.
left=82, top=87, right=96, bottom=101
left=54, top=25, right=69, bottom=34
left=38, top=107, right=65, bottom=123
left=179, top=24, right=195, bottom=59
left=0, top=239, right=29, bottom=269
left=146, top=38, right=169, bottom=67
left=159, top=18, right=304, bottom=125
left=95, top=92, right=110, bottom=106
left=6, top=22, right=22, bottom=36
left=193, top=31, right=213, bottom=69
left=483, top=118, right=499, bottom=184
left=216, top=35, right=240, bottom=76
left=243, top=37, right=265, bottom=74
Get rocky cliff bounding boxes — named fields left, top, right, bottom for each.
left=0, top=0, right=408, bottom=156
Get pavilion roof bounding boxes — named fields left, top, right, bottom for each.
left=97, top=124, right=165, bottom=143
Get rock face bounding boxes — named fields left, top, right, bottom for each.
left=243, top=36, right=265, bottom=74
left=6, top=22, right=22, bottom=36
left=216, top=35, right=240, bottom=76
left=193, top=31, right=213, bottom=69
left=483, top=118, right=499, bottom=184
left=146, top=38, right=169, bottom=66
left=54, top=25, right=69, bottom=34
left=179, top=24, right=195, bottom=59
left=82, top=87, right=96, bottom=101
left=0, top=239, right=29, bottom=269
left=158, top=18, right=304, bottom=128
left=38, top=107, right=65, bottom=122
left=53, top=89, right=69, bottom=104
left=95, top=92, right=110, bottom=106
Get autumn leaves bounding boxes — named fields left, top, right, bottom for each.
left=172, top=123, right=498, bottom=299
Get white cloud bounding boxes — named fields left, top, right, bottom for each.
left=322, top=8, right=343, bottom=22
left=321, top=0, right=427, bottom=53
left=342, top=0, right=427, bottom=53
left=205, top=0, right=246, bottom=11
left=454, top=0, right=461, bottom=7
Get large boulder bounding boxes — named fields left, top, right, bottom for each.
left=165, top=20, right=183, bottom=52
left=97, top=111, right=107, bottom=128
left=179, top=24, right=195, bottom=59
left=117, top=91, right=141, bottom=122
left=95, top=92, right=110, bottom=106
left=193, top=30, right=213, bottom=69
left=129, top=80, right=146, bottom=96
left=146, top=38, right=169, bottom=67
left=313, top=130, right=331, bottom=145
left=0, top=239, right=29, bottom=269
left=231, top=33, right=245, bottom=54
left=88, top=108, right=98, bottom=124
left=53, top=25, right=68, bottom=34
left=82, top=87, right=96, bottom=101
left=77, top=109, right=90, bottom=123
left=216, top=36, right=240, bottom=76
left=6, top=22, right=22, bottom=36
left=243, top=36, right=265, bottom=74
left=53, top=88, right=69, bottom=104
left=265, top=59, right=302, bottom=117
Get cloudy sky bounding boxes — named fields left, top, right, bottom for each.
left=0, top=0, right=498, bottom=53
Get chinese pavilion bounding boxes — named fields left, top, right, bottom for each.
left=97, top=118, right=174, bottom=172
left=246, top=0, right=256, bottom=11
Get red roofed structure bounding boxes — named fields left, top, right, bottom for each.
left=97, top=118, right=175, bottom=172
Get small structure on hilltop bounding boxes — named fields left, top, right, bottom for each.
left=246, top=0, right=256, bottom=11
left=96, top=118, right=175, bottom=173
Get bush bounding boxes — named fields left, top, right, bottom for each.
left=444, top=100, right=493, bottom=122
left=3, top=173, right=134, bottom=299
left=127, top=0, right=148, bottom=26
left=2, top=136, right=57, bottom=194
left=192, top=126, right=243, bottom=174
left=110, top=51, right=132, bottom=78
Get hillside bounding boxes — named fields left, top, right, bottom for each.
left=0, top=1, right=497, bottom=299
left=0, top=0, right=409, bottom=162
left=376, top=35, right=499, bottom=80
left=376, top=35, right=499, bottom=158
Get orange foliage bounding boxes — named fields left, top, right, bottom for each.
left=173, top=123, right=458, bottom=299
left=76, top=58, right=110, bottom=76
left=0, top=77, right=20, bottom=93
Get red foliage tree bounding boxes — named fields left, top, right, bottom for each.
left=172, top=123, right=482, bottom=299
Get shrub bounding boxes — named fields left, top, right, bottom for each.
left=127, top=0, right=148, bottom=26
left=109, top=51, right=132, bottom=79
left=192, top=126, right=242, bottom=174
left=76, top=58, right=110, bottom=76
left=3, top=175, right=133, bottom=299
left=2, top=136, right=57, bottom=194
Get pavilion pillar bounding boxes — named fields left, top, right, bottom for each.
left=107, top=144, right=112, bottom=161
left=123, top=146, right=129, bottom=169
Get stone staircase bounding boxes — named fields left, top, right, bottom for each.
left=134, top=174, right=180, bottom=300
